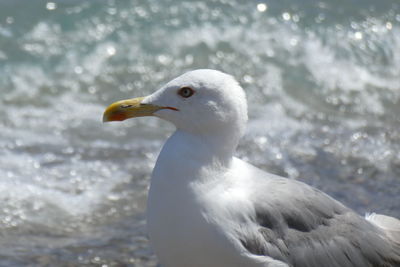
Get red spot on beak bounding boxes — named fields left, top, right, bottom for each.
left=109, top=112, right=127, bottom=121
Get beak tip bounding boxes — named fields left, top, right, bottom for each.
left=102, top=114, right=109, bottom=123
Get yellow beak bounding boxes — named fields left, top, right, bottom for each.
left=102, top=97, right=162, bottom=122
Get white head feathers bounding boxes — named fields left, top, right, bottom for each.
left=143, top=69, right=248, bottom=140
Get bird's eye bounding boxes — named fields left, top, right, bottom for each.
left=178, top=87, right=195, bottom=98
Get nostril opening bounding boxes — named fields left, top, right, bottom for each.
left=120, top=104, right=133, bottom=108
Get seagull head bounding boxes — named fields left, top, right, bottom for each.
left=103, top=69, right=248, bottom=138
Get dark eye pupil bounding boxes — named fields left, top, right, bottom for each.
left=179, top=87, right=194, bottom=98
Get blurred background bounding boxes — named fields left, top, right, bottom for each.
left=0, top=0, right=399, bottom=266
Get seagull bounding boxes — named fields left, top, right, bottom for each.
left=103, top=69, right=400, bottom=267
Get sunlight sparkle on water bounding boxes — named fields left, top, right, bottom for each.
left=46, top=2, right=57, bottom=10
left=257, top=3, right=267, bottom=12
left=354, top=31, right=363, bottom=40
left=282, top=12, right=291, bottom=21
left=106, top=46, right=116, bottom=56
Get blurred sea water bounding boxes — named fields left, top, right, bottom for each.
left=0, top=0, right=399, bottom=266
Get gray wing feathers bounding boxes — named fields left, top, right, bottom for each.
left=238, top=171, right=400, bottom=267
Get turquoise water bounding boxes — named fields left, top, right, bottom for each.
left=0, top=0, right=399, bottom=265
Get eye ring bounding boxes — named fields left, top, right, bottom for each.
left=178, top=87, right=195, bottom=98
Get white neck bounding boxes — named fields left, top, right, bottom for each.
left=173, top=129, right=238, bottom=164
left=147, top=128, right=245, bottom=267
left=152, top=128, right=240, bottom=183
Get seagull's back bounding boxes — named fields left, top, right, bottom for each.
left=234, top=159, right=400, bottom=267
